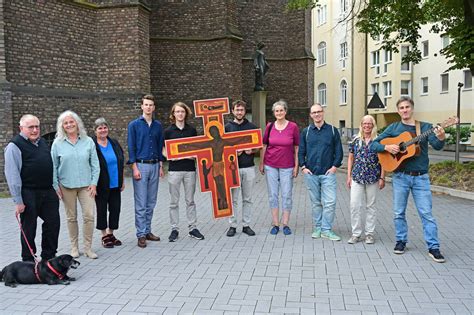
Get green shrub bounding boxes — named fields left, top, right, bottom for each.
left=444, top=126, right=471, bottom=144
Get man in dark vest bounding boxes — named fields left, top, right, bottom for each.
left=4, top=114, right=60, bottom=261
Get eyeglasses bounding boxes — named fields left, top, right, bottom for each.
left=311, top=111, right=324, bottom=115
left=26, top=125, right=40, bottom=130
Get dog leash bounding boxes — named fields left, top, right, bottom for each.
left=15, top=212, right=39, bottom=264
left=15, top=212, right=65, bottom=283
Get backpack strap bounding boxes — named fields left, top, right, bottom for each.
left=263, top=122, right=274, bottom=145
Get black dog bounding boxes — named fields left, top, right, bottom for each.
left=0, top=254, right=80, bottom=287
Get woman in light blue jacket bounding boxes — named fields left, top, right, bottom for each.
left=51, top=110, right=100, bottom=259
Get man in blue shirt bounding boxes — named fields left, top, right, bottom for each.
left=128, top=94, right=164, bottom=248
left=299, top=104, right=343, bottom=241
left=371, top=96, right=446, bottom=263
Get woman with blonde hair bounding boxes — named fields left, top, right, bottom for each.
left=346, top=115, right=385, bottom=244
left=51, top=110, right=100, bottom=258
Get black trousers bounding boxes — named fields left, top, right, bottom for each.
left=95, top=188, right=121, bottom=230
left=20, top=188, right=60, bottom=261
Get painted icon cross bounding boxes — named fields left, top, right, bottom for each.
left=165, top=97, right=262, bottom=219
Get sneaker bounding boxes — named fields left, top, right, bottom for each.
left=393, top=241, right=406, bottom=254
left=71, top=247, right=80, bottom=258
left=188, top=228, right=204, bottom=240
left=83, top=249, right=98, bottom=259
left=242, top=226, right=256, bottom=236
left=311, top=227, right=321, bottom=239
left=321, top=230, right=341, bottom=241
left=428, top=249, right=446, bottom=263
left=282, top=226, right=292, bottom=235
left=270, top=226, right=280, bottom=235
left=169, top=230, right=179, bottom=242
left=365, top=234, right=375, bottom=244
left=347, top=235, right=360, bottom=244
left=227, top=227, right=237, bottom=237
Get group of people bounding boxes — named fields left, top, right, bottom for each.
left=4, top=94, right=446, bottom=264
left=263, top=97, right=446, bottom=263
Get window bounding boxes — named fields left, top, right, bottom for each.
left=317, top=5, right=327, bottom=26
left=421, top=77, right=429, bottom=94
left=340, top=42, right=348, bottom=68
left=401, top=45, right=411, bottom=71
left=371, top=83, right=379, bottom=95
left=317, top=83, right=327, bottom=106
left=317, top=42, right=327, bottom=66
left=441, top=35, right=450, bottom=49
left=422, top=40, right=429, bottom=58
left=383, top=81, right=392, bottom=106
left=340, top=0, right=348, bottom=15
left=383, top=49, right=392, bottom=73
left=440, top=73, right=449, bottom=92
left=463, top=70, right=472, bottom=89
left=340, top=80, right=348, bottom=104
left=401, top=80, right=411, bottom=96
left=371, top=51, right=380, bottom=75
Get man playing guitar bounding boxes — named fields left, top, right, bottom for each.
left=371, top=96, right=447, bottom=263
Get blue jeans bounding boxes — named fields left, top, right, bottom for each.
left=392, top=172, right=440, bottom=250
left=264, top=166, right=293, bottom=211
left=304, top=173, right=337, bottom=231
left=133, top=163, right=160, bottom=238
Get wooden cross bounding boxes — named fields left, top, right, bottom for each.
left=165, top=98, right=262, bottom=219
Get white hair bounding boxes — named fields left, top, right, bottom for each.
left=19, top=114, right=39, bottom=126
left=55, top=110, right=88, bottom=141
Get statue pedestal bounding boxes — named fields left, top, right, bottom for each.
left=251, top=91, right=267, bottom=133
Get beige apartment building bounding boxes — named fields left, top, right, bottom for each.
left=311, top=0, right=367, bottom=141
left=312, top=3, right=473, bottom=143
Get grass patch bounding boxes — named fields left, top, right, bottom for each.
left=429, top=161, right=474, bottom=192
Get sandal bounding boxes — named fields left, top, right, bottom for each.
left=101, top=235, right=114, bottom=248
left=109, top=234, right=122, bottom=246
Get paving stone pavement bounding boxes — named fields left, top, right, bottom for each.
left=0, top=172, right=473, bottom=314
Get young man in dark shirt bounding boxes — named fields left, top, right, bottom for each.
left=224, top=100, right=258, bottom=237
left=164, top=102, right=204, bottom=242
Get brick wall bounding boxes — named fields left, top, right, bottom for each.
left=0, top=0, right=151, bottom=192
left=96, top=5, right=151, bottom=92
left=149, top=0, right=242, bottom=131
left=238, top=0, right=314, bottom=126
left=0, top=0, right=314, bottom=193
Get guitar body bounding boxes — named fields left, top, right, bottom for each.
left=378, top=131, right=417, bottom=172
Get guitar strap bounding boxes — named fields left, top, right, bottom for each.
left=415, top=120, right=421, bottom=137
left=415, top=120, right=421, bottom=156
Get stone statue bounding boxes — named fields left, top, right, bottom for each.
left=254, top=42, right=269, bottom=91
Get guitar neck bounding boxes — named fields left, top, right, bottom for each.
left=404, top=128, right=434, bottom=147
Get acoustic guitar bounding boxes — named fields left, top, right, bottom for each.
left=378, top=117, right=458, bottom=172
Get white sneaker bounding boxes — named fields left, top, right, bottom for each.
left=347, top=235, right=360, bottom=244
left=365, top=234, right=375, bottom=244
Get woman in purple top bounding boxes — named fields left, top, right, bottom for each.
left=259, top=100, right=300, bottom=235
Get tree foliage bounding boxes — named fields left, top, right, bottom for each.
left=287, top=0, right=474, bottom=72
